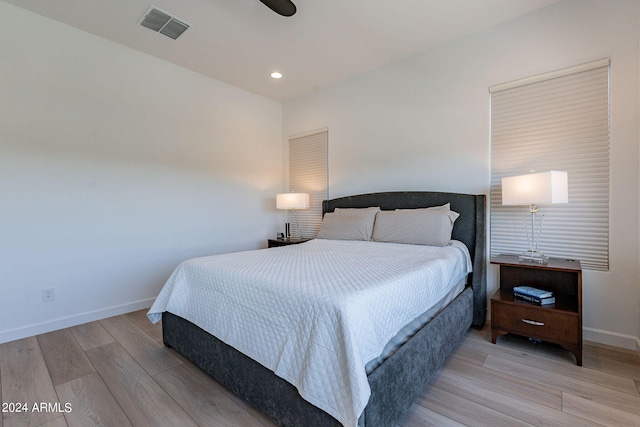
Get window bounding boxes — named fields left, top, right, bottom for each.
left=490, top=59, right=610, bottom=271
left=288, top=129, right=328, bottom=238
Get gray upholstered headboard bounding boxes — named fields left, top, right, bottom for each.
left=323, top=191, right=486, bottom=327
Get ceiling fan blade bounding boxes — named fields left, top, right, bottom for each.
left=259, top=0, right=296, bottom=17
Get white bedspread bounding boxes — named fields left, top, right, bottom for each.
left=147, top=239, right=471, bottom=427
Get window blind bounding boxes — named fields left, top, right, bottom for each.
left=288, top=129, right=328, bottom=238
left=490, top=59, right=610, bottom=271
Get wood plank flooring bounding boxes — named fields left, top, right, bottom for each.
left=1, top=310, right=639, bottom=427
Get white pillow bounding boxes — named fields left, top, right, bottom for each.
left=395, top=203, right=460, bottom=222
left=317, top=207, right=380, bottom=241
left=396, top=203, right=457, bottom=217
left=334, top=206, right=381, bottom=215
left=372, top=209, right=459, bottom=246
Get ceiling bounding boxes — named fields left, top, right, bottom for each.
left=4, top=0, right=561, bottom=102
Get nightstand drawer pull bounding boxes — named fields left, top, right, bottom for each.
left=522, top=319, right=545, bottom=326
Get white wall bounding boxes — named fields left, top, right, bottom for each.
left=284, top=0, right=640, bottom=350
left=0, top=2, right=283, bottom=343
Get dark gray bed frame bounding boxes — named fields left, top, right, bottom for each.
left=162, top=191, right=486, bottom=427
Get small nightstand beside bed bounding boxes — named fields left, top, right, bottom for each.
left=148, top=191, right=486, bottom=427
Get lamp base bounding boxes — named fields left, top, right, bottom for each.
left=518, top=249, right=549, bottom=264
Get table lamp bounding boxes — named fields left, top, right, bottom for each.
left=276, top=192, right=309, bottom=240
left=501, top=170, right=568, bottom=264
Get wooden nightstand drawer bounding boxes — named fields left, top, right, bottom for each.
left=491, top=300, right=580, bottom=346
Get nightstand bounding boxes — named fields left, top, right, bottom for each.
left=490, top=255, right=583, bottom=365
left=267, top=238, right=311, bottom=248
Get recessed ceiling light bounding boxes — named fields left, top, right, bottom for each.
left=271, top=72, right=283, bottom=79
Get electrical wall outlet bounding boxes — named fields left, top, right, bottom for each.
left=42, top=288, right=55, bottom=302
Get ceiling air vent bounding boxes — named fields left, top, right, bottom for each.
left=139, top=6, right=189, bottom=40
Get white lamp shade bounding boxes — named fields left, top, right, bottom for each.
left=502, top=171, right=568, bottom=205
left=276, top=193, right=309, bottom=210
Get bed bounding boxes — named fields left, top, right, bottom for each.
left=148, top=191, right=486, bottom=427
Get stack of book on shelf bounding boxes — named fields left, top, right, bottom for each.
left=513, top=286, right=555, bottom=305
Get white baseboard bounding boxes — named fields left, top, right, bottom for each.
left=5, top=304, right=640, bottom=358
left=583, top=326, right=640, bottom=354
left=0, top=298, right=155, bottom=345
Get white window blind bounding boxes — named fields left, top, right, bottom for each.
left=490, top=59, right=610, bottom=271
left=288, top=129, right=328, bottom=238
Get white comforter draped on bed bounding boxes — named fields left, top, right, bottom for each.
left=147, top=239, right=471, bottom=427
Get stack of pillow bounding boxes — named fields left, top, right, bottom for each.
left=317, top=203, right=459, bottom=246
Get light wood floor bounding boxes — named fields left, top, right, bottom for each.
left=1, top=310, right=639, bottom=427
